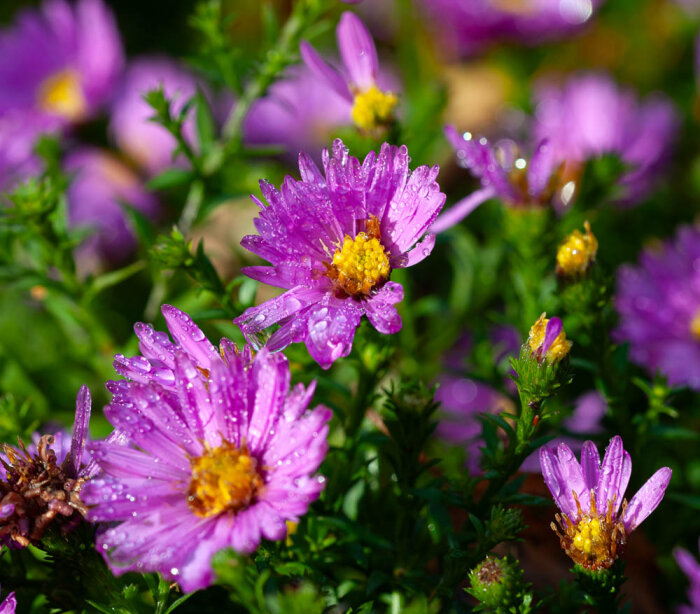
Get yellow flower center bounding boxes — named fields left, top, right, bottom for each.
left=326, top=216, right=390, bottom=297
left=690, top=310, right=700, bottom=341
left=556, top=221, right=598, bottom=277
left=351, top=86, right=398, bottom=132
left=552, top=491, right=627, bottom=570
left=37, top=69, right=87, bottom=121
left=527, top=313, right=572, bottom=363
left=187, top=440, right=263, bottom=518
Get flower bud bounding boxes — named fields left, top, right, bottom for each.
left=527, top=313, right=572, bottom=364
left=556, top=221, right=598, bottom=278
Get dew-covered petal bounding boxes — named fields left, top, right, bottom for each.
left=595, top=435, right=625, bottom=515
left=88, top=441, right=188, bottom=481
left=162, top=304, right=219, bottom=371
left=580, top=440, right=600, bottom=491
left=364, top=282, right=403, bottom=335
left=623, top=466, right=672, bottom=531
left=304, top=299, right=363, bottom=369
left=539, top=445, right=578, bottom=520
left=336, top=11, right=377, bottom=91
left=392, top=233, right=435, bottom=269
left=69, top=384, right=92, bottom=477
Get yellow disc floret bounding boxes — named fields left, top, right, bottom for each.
left=37, top=69, right=87, bottom=121
left=327, top=216, right=390, bottom=297
left=351, top=86, right=398, bottom=132
left=556, top=221, right=598, bottom=277
left=527, top=313, right=572, bottom=363
left=187, top=440, right=263, bottom=518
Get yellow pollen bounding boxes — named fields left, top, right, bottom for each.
left=37, top=69, right=87, bottom=121
left=527, top=313, right=572, bottom=363
left=327, top=216, right=390, bottom=297
left=691, top=310, right=700, bottom=341
left=351, top=85, right=398, bottom=132
left=556, top=221, right=598, bottom=277
left=187, top=440, right=263, bottom=518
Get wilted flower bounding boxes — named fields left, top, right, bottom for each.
left=0, top=0, right=123, bottom=126
left=83, top=345, right=331, bottom=593
left=416, top=0, right=603, bottom=57
left=432, top=127, right=564, bottom=232
left=614, top=226, right=700, bottom=391
left=556, top=221, right=598, bottom=277
left=109, top=57, right=202, bottom=176
left=527, top=314, right=572, bottom=364
left=233, top=138, right=445, bottom=369
left=0, top=586, right=16, bottom=614
left=534, top=73, right=677, bottom=205
left=0, top=386, right=97, bottom=549
left=540, top=436, right=671, bottom=570
left=301, top=12, right=398, bottom=132
left=675, top=539, right=700, bottom=614
left=64, top=148, right=159, bottom=272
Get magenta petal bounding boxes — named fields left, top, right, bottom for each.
left=300, top=40, right=352, bottom=101
left=304, top=299, right=362, bottom=369
left=162, top=304, right=219, bottom=371
left=69, top=385, right=91, bottom=477
left=0, top=589, right=16, bottom=614
left=542, top=317, right=563, bottom=355
left=336, top=12, right=378, bottom=90
left=580, top=440, right=600, bottom=491
left=617, top=451, right=632, bottom=513
left=555, top=441, right=588, bottom=515
left=623, top=466, right=672, bottom=531
left=595, top=435, right=625, bottom=515
left=527, top=139, right=554, bottom=199
left=393, top=233, right=435, bottom=269
left=539, top=446, right=577, bottom=520
left=364, top=282, right=404, bottom=334
left=430, top=187, right=495, bottom=233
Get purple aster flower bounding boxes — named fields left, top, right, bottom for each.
left=675, top=540, right=700, bottom=614
left=244, top=65, right=352, bottom=162
left=64, top=148, right=159, bottom=272
left=0, top=0, right=123, bottom=126
left=1, top=385, right=99, bottom=549
left=109, top=57, right=202, bottom=176
left=233, top=138, right=445, bottom=369
left=533, top=73, right=678, bottom=206
left=433, top=127, right=565, bottom=232
left=0, top=586, right=16, bottom=614
left=416, top=0, right=603, bottom=58
left=614, top=226, right=700, bottom=391
left=0, top=110, right=53, bottom=191
left=301, top=12, right=399, bottom=132
left=112, top=303, right=237, bottom=392
left=83, top=346, right=331, bottom=593
left=539, top=435, right=671, bottom=570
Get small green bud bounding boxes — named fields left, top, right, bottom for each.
left=467, top=555, right=520, bottom=609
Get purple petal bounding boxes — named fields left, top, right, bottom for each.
left=542, top=317, right=563, bottom=355
left=595, top=435, right=627, bottom=515
left=623, top=466, right=672, bottom=531
left=364, top=282, right=404, bottom=334
left=300, top=40, right=352, bottom=101
left=304, top=299, right=363, bottom=369
left=393, top=233, right=435, bottom=269
left=556, top=441, right=588, bottom=515
left=430, top=187, right=495, bottom=233
left=580, top=440, right=600, bottom=491
left=69, top=384, right=91, bottom=477
left=539, top=445, right=577, bottom=520
left=337, top=12, right=377, bottom=90
left=527, top=139, right=554, bottom=199
left=162, top=304, right=219, bottom=371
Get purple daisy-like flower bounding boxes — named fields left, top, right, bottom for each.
left=416, top=0, right=603, bottom=58
left=233, top=138, right=445, bottom=369
left=433, top=126, right=565, bottom=232
left=1, top=385, right=99, bottom=549
left=83, top=344, right=331, bottom=593
left=64, top=148, right=159, bottom=272
left=0, top=586, right=16, bottom=614
left=0, top=0, right=123, bottom=126
left=539, top=435, right=671, bottom=570
left=614, top=226, right=700, bottom=391
left=534, top=72, right=677, bottom=206
left=109, top=57, right=202, bottom=176
left=675, top=539, right=700, bottom=614
left=301, top=12, right=399, bottom=132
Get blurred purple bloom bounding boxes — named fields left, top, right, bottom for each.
left=675, top=540, right=700, bottom=614
left=113, top=304, right=236, bottom=393
left=0, top=111, right=53, bottom=190
left=614, top=226, right=700, bottom=391
left=534, top=73, right=678, bottom=206
left=0, top=0, right=123, bottom=125
left=245, top=65, right=352, bottom=161
left=301, top=12, right=399, bottom=132
left=64, top=148, right=159, bottom=271
left=0, top=586, right=16, bottom=614
left=84, top=345, right=331, bottom=593
left=110, top=57, right=201, bottom=176
left=433, top=127, right=562, bottom=232
left=416, top=0, right=603, bottom=57
left=540, top=436, right=671, bottom=568
left=233, top=139, right=445, bottom=369
left=563, top=390, right=606, bottom=434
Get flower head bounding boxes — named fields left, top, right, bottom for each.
left=534, top=73, right=677, bottom=206
left=614, top=226, right=700, bottom=391
left=83, top=342, right=331, bottom=593
left=0, top=386, right=97, bottom=549
left=556, top=221, right=598, bottom=277
left=539, top=436, right=671, bottom=570
left=301, top=12, right=398, bottom=132
left=233, top=139, right=445, bottom=369
left=527, top=313, right=572, bottom=364
left=0, top=585, right=16, bottom=614
left=432, top=128, right=565, bottom=232
left=675, top=539, right=700, bottom=614
left=110, top=57, right=202, bottom=176
left=0, top=0, right=123, bottom=126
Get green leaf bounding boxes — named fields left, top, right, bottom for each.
left=146, top=168, right=194, bottom=191
left=195, top=88, right=217, bottom=151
